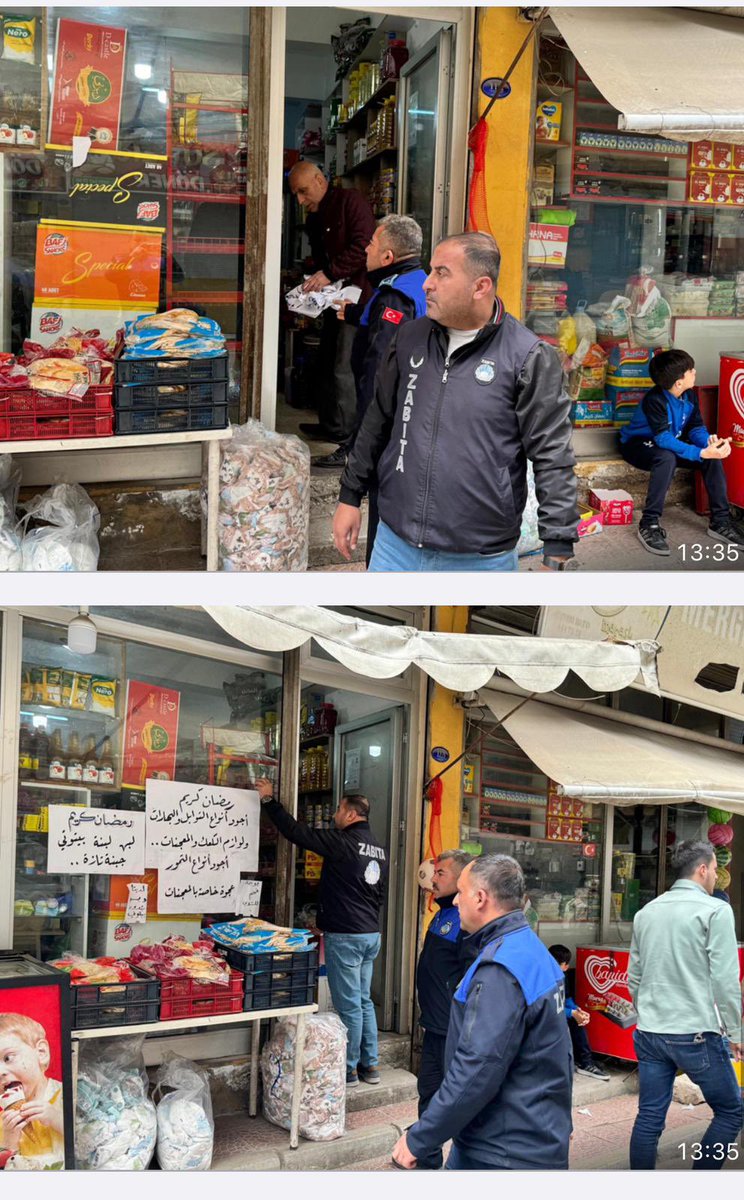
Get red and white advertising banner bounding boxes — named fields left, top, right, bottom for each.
left=49, top=18, right=127, bottom=149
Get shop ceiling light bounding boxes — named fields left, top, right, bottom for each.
left=134, top=62, right=152, bottom=81
left=67, top=609, right=97, bottom=655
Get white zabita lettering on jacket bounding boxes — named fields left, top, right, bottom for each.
left=358, top=843, right=386, bottom=860
left=396, top=355, right=424, bottom=473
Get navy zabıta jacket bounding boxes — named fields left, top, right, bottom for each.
left=406, top=909, right=574, bottom=1169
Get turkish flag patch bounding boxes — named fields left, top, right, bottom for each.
left=382, top=307, right=404, bottom=325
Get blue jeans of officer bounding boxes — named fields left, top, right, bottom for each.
left=630, top=1029, right=743, bottom=1169
left=368, top=521, right=519, bottom=573
left=323, top=932, right=381, bottom=1072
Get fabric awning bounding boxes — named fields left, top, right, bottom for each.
left=485, top=693, right=744, bottom=813
left=205, top=606, right=659, bottom=694
left=551, top=7, right=744, bottom=141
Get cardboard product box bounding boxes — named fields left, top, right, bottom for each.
left=577, top=509, right=603, bottom=537
left=691, top=140, right=714, bottom=168
left=572, top=399, right=614, bottom=426
left=530, top=182, right=555, bottom=206
left=712, top=171, right=731, bottom=204
left=689, top=170, right=713, bottom=203
left=535, top=100, right=562, bottom=141
left=712, top=142, right=733, bottom=170
left=734, top=144, right=744, bottom=172
left=732, top=175, right=744, bottom=206
left=607, top=345, right=654, bottom=381
left=589, top=487, right=635, bottom=525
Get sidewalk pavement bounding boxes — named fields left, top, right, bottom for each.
left=351, top=1091, right=742, bottom=1172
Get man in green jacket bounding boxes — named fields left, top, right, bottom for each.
left=627, top=839, right=743, bottom=1170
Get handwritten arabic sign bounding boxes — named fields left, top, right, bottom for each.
left=146, top=780, right=260, bottom=913
left=234, top=879, right=262, bottom=917
left=124, top=882, right=148, bottom=924
left=47, top=806, right=145, bottom=875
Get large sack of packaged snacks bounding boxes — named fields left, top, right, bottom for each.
left=20, top=483, right=100, bottom=571
left=261, top=1013, right=347, bottom=1141
left=75, top=1034, right=157, bottom=1170
left=154, top=1055, right=214, bottom=1171
left=516, top=461, right=541, bottom=558
left=215, top=420, right=310, bottom=571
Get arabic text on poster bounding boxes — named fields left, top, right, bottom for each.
left=47, top=806, right=145, bottom=875
left=145, top=779, right=260, bottom=872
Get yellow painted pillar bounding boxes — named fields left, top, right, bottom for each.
left=473, top=8, right=536, bottom=319
left=427, top=607, right=469, bottom=855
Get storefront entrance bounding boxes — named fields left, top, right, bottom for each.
left=274, top=7, right=468, bottom=446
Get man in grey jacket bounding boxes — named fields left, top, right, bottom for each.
left=627, top=839, right=743, bottom=1170
left=333, top=231, right=579, bottom=572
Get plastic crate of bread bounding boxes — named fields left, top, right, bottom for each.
left=49, top=955, right=160, bottom=1030
left=203, top=917, right=318, bottom=1012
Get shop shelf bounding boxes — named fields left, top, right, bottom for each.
left=70, top=966, right=160, bottom=1030
left=155, top=967, right=245, bottom=1020
left=114, top=401, right=229, bottom=435
left=217, top=944, right=319, bottom=1012
left=115, top=354, right=228, bottom=387
left=0, top=387, right=114, bottom=441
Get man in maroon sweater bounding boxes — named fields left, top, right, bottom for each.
left=289, top=162, right=376, bottom=445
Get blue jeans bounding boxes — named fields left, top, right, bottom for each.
left=445, top=1143, right=504, bottom=1170
left=630, top=1030, right=744, bottom=1169
left=323, top=932, right=381, bottom=1072
left=368, top=521, right=519, bottom=573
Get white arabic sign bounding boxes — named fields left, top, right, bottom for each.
left=234, top=879, right=262, bottom=917
left=124, top=882, right=149, bottom=924
left=539, top=606, right=744, bottom=721
left=47, top=806, right=145, bottom=875
left=146, top=780, right=260, bottom=913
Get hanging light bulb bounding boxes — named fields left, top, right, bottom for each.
left=67, top=607, right=97, bottom=655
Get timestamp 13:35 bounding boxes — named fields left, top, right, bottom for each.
left=677, top=1142, right=740, bottom=1161
left=678, top=543, right=743, bottom=563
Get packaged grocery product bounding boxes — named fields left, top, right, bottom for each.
left=712, top=172, right=731, bottom=204
left=3, top=15, right=36, bottom=63
left=45, top=667, right=63, bottom=706
left=70, top=672, right=92, bottom=710
left=734, top=145, right=744, bottom=172
left=216, top=420, right=310, bottom=572
left=123, top=310, right=225, bottom=358
left=0, top=122, right=16, bottom=144
left=129, top=935, right=231, bottom=984
left=568, top=341, right=608, bottom=404
left=691, top=140, right=713, bottom=168
left=262, top=1013, right=346, bottom=1141
left=557, top=312, right=578, bottom=359
left=712, top=142, right=732, bottom=170
left=154, top=1055, right=214, bottom=1171
left=75, top=1035, right=156, bottom=1170
left=89, top=677, right=117, bottom=715
left=27, top=356, right=90, bottom=399
left=573, top=302, right=597, bottom=345
left=535, top=100, right=562, bottom=141
left=588, top=488, right=634, bottom=525
left=689, top=171, right=712, bottom=203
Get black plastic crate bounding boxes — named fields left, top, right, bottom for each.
left=69, top=965, right=160, bottom=1030
left=217, top=946, right=319, bottom=1012
left=115, top=402, right=229, bottom=435
left=115, top=352, right=228, bottom=385
left=247, top=978, right=317, bottom=1011
left=114, top=378, right=228, bottom=410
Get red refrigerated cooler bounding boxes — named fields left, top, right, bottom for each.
left=575, top=944, right=744, bottom=1062
left=718, top=352, right=744, bottom=507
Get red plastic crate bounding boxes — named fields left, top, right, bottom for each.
left=0, top=387, right=114, bottom=440
left=157, top=967, right=244, bottom=1021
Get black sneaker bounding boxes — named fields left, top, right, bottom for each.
left=357, top=1065, right=380, bottom=1085
left=346, top=1069, right=359, bottom=1088
left=707, top=519, right=744, bottom=546
left=576, top=1063, right=611, bottom=1081
left=638, top=522, right=670, bottom=556
left=312, top=447, right=348, bottom=470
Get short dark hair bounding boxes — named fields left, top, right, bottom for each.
left=548, top=944, right=572, bottom=966
left=342, top=793, right=369, bottom=818
left=649, top=348, right=695, bottom=391
left=437, top=849, right=474, bottom=874
left=469, top=853, right=524, bottom=910
left=672, top=839, right=715, bottom=879
left=438, top=232, right=501, bottom=286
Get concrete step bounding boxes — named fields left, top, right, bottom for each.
left=573, top=1062, right=638, bottom=1108
left=309, top=472, right=367, bottom=568
left=346, top=1068, right=418, bottom=1112
left=377, top=1032, right=412, bottom=1071
left=212, top=1113, right=405, bottom=1171
left=575, top=457, right=692, bottom=508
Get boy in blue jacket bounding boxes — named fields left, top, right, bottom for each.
left=549, top=944, right=610, bottom=1082
left=619, top=348, right=742, bottom=556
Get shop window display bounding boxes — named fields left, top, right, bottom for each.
left=13, top=618, right=281, bottom=961
left=528, top=23, right=744, bottom=435
left=461, top=723, right=602, bottom=948
left=2, top=7, right=249, bottom=412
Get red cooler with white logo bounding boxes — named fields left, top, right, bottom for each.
left=575, top=946, right=637, bottom=1059
left=718, top=352, right=744, bottom=506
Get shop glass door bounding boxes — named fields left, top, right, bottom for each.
left=398, top=29, right=452, bottom=260
left=334, top=705, right=407, bottom=1030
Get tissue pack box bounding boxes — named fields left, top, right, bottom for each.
left=588, top=488, right=635, bottom=525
